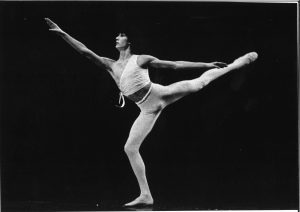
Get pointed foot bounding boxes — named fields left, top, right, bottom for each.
left=245, top=52, right=258, bottom=62
left=231, top=52, right=258, bottom=69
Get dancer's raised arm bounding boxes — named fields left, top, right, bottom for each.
left=140, top=55, right=227, bottom=71
left=44, top=18, right=114, bottom=71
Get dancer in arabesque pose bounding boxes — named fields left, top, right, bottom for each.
left=45, top=18, right=258, bottom=207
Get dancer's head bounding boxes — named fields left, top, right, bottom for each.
left=115, top=27, right=146, bottom=54
left=115, top=32, right=131, bottom=51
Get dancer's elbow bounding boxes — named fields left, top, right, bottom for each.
left=80, top=48, right=95, bottom=60
left=173, top=62, right=179, bottom=70
left=79, top=47, right=90, bottom=55
left=174, top=62, right=185, bottom=70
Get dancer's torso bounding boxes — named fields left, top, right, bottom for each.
left=111, top=55, right=152, bottom=103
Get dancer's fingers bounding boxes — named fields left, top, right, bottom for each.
left=49, top=28, right=64, bottom=35
left=44, top=18, right=58, bottom=28
left=44, top=18, right=52, bottom=25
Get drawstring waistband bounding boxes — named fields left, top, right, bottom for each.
left=136, top=83, right=152, bottom=105
left=116, top=82, right=152, bottom=108
left=116, top=92, right=125, bottom=108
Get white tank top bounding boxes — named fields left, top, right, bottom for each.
left=119, top=55, right=151, bottom=96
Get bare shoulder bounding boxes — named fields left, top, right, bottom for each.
left=136, top=54, right=157, bottom=68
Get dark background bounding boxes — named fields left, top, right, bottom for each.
left=1, top=1, right=298, bottom=211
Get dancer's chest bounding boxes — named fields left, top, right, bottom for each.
left=111, top=60, right=131, bottom=85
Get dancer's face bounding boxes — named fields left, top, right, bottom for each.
left=115, top=33, right=130, bottom=50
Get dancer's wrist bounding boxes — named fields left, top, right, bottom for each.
left=59, top=31, right=67, bottom=37
left=207, top=62, right=217, bottom=69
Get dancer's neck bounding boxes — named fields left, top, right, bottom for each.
left=118, top=48, right=132, bottom=62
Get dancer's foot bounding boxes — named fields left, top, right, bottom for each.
left=231, top=52, right=258, bottom=69
left=124, top=194, right=154, bottom=207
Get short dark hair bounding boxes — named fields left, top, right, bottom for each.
left=124, top=30, right=143, bottom=54
left=115, top=9, right=150, bottom=54
left=118, top=24, right=149, bottom=54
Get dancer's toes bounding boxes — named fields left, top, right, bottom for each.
left=247, top=52, right=258, bottom=62
left=242, top=52, right=258, bottom=63
left=124, top=194, right=154, bottom=207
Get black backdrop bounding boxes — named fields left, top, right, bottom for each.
left=1, top=1, right=298, bottom=210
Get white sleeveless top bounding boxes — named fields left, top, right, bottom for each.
left=119, top=55, right=151, bottom=96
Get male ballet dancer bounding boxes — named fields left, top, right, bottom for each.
left=45, top=18, right=258, bottom=207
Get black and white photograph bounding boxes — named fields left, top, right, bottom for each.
left=1, top=0, right=298, bottom=211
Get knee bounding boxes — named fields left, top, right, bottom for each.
left=181, top=80, right=211, bottom=93
left=186, top=81, right=203, bottom=93
left=201, top=77, right=212, bottom=88
left=124, top=143, right=139, bottom=156
left=194, top=77, right=211, bottom=92
left=181, top=81, right=200, bottom=93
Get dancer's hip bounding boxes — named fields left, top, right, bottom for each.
left=126, top=82, right=152, bottom=104
left=136, top=83, right=167, bottom=114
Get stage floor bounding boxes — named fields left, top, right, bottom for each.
left=2, top=201, right=299, bottom=211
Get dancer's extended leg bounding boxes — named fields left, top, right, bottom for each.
left=124, top=110, right=162, bottom=207
left=163, top=52, right=258, bottom=105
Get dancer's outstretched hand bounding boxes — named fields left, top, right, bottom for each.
left=211, top=62, right=228, bottom=68
left=44, top=18, right=65, bottom=36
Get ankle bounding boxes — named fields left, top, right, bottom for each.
left=140, top=193, right=152, bottom=198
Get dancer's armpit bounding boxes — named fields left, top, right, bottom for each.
left=82, top=49, right=115, bottom=71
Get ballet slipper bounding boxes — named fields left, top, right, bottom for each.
left=123, top=194, right=154, bottom=207
left=232, top=52, right=258, bottom=67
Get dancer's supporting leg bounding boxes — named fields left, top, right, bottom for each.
left=163, top=52, right=258, bottom=105
left=124, top=110, right=162, bottom=206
